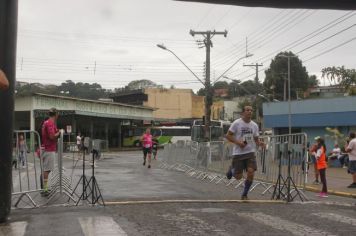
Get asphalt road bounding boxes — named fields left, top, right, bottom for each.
left=2, top=151, right=356, bottom=236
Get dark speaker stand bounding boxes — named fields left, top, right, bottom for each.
left=272, top=149, right=307, bottom=202
left=71, top=148, right=91, bottom=205
left=271, top=150, right=287, bottom=200
left=84, top=151, right=105, bottom=205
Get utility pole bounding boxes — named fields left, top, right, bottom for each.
left=190, top=30, right=227, bottom=141
left=278, top=54, right=297, bottom=135
left=0, top=0, right=18, bottom=223
left=243, top=63, right=263, bottom=128
left=243, top=63, right=263, bottom=84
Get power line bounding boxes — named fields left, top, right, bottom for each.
left=227, top=36, right=355, bottom=82
left=225, top=11, right=355, bottom=79
left=296, top=24, right=356, bottom=54
left=304, top=36, right=356, bottom=62
left=248, top=10, right=316, bottom=51
left=228, top=8, right=255, bottom=31
left=195, top=6, right=215, bottom=28
left=213, top=10, right=307, bottom=68
left=213, top=6, right=234, bottom=28
left=213, top=10, right=353, bottom=69
left=20, top=29, right=196, bottom=44
left=212, top=9, right=293, bottom=65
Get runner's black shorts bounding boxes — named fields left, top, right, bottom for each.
left=232, top=152, right=257, bottom=175
left=143, top=147, right=152, bottom=156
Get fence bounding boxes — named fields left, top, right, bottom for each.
left=11, top=130, right=77, bottom=208
left=64, top=139, right=109, bottom=153
left=159, top=133, right=308, bottom=202
left=46, top=131, right=77, bottom=205
left=11, top=130, right=43, bottom=208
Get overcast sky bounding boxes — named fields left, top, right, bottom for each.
left=17, top=0, right=355, bottom=91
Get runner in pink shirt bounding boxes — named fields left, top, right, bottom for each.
left=141, top=128, right=153, bottom=168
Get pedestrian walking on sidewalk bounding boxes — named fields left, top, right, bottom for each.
left=225, top=105, right=265, bottom=200
left=309, top=138, right=320, bottom=184
left=345, top=132, right=356, bottom=188
left=17, top=134, right=28, bottom=167
left=312, top=137, right=328, bottom=197
left=141, top=128, right=153, bottom=168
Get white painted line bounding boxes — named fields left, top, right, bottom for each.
left=161, top=213, right=224, bottom=235
left=79, top=216, right=127, bottom=236
left=236, top=212, right=335, bottom=236
left=106, top=199, right=284, bottom=205
left=312, top=213, right=356, bottom=227
left=293, top=201, right=356, bottom=207
left=0, top=221, right=27, bottom=236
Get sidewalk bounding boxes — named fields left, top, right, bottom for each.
left=306, top=167, right=356, bottom=197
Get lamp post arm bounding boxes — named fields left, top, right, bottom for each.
left=213, top=53, right=253, bottom=85
left=166, top=48, right=205, bottom=86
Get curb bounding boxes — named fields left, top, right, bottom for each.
left=305, top=186, right=356, bottom=198
left=105, top=199, right=285, bottom=205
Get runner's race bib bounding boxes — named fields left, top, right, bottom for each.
left=243, top=134, right=254, bottom=144
left=144, top=144, right=151, bottom=148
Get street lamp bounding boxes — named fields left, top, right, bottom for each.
left=156, top=44, right=204, bottom=86
left=257, top=94, right=279, bottom=102
left=157, top=43, right=211, bottom=139
left=277, top=54, right=297, bottom=135
left=213, top=53, right=253, bottom=85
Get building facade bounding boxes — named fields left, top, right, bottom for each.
left=111, top=88, right=205, bottom=123
left=263, top=96, right=356, bottom=149
left=15, top=93, right=154, bottom=148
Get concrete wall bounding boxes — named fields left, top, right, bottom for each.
left=15, top=96, right=33, bottom=111
left=192, top=95, right=205, bottom=119
left=144, top=88, right=205, bottom=120
left=223, top=98, right=242, bottom=121
left=211, top=100, right=224, bottom=120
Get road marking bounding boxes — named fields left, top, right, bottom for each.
left=106, top=199, right=284, bottom=205
left=78, top=216, right=127, bottom=236
left=236, top=212, right=335, bottom=236
left=293, top=201, right=356, bottom=207
left=0, top=221, right=27, bottom=236
left=161, top=213, right=227, bottom=235
left=312, top=212, right=356, bottom=226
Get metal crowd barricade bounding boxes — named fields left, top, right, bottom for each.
left=46, top=131, right=77, bottom=205
left=159, top=133, right=309, bottom=202
left=12, top=130, right=44, bottom=208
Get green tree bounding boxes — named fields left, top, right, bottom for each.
left=264, top=51, right=309, bottom=101
left=125, top=79, right=159, bottom=90
left=213, top=81, right=229, bottom=89
left=308, top=75, right=319, bottom=87
left=197, top=87, right=205, bottom=96
left=58, top=80, right=108, bottom=99
left=322, top=66, right=356, bottom=89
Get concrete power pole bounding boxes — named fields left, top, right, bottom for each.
left=243, top=63, right=263, bottom=128
left=243, top=63, right=263, bottom=84
left=190, top=30, right=227, bottom=140
left=0, top=0, right=18, bottom=223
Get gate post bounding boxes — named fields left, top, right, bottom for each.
left=0, top=0, right=18, bottom=223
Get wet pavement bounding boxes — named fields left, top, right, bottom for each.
left=2, top=151, right=356, bottom=235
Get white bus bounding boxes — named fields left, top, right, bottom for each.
left=123, top=125, right=191, bottom=147
left=191, top=119, right=231, bottom=142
